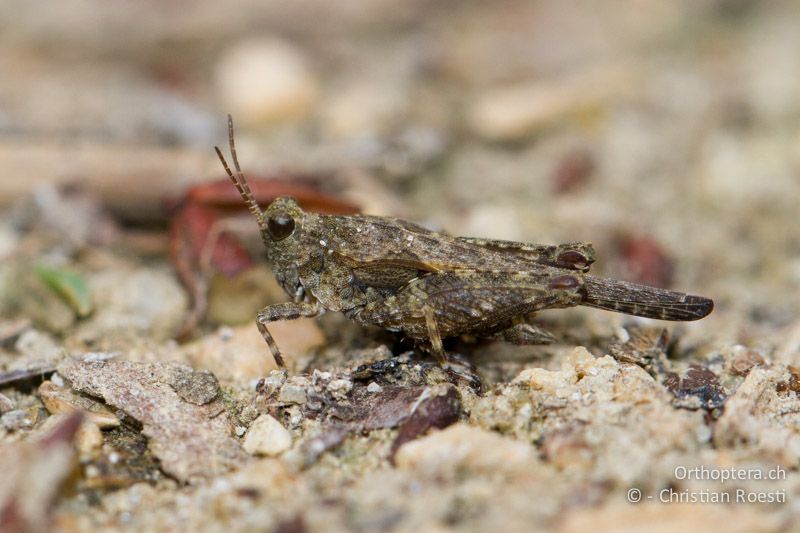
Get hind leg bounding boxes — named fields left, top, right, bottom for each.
left=489, top=320, right=556, bottom=345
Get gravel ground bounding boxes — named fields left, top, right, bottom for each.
left=1, top=1, right=799, bottom=531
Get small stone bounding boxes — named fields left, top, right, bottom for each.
left=0, top=318, right=31, bottom=344
left=314, top=370, right=332, bottom=381
left=285, top=405, right=305, bottom=429
left=395, top=423, right=536, bottom=479
left=218, top=326, right=234, bottom=341
left=0, top=393, right=14, bottom=414
left=327, top=378, right=353, bottom=401
left=729, top=348, right=766, bottom=377
left=14, top=329, right=62, bottom=364
left=243, top=414, right=292, bottom=456
left=526, top=368, right=567, bottom=395
left=258, top=370, right=287, bottom=398
left=320, top=79, right=408, bottom=139
left=367, top=382, right=382, bottom=393
left=74, top=266, right=187, bottom=342
left=76, top=421, right=104, bottom=455
left=216, top=38, right=319, bottom=126
left=1, top=408, right=38, bottom=431
left=39, top=381, right=120, bottom=429
left=278, top=384, right=308, bottom=405
left=0, top=224, right=19, bottom=260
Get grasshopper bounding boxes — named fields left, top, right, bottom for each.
left=215, top=116, right=713, bottom=368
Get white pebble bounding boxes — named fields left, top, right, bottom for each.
left=50, top=373, right=65, bottom=387
left=216, top=38, right=318, bottom=126
left=242, top=414, right=292, bottom=456
left=219, top=326, right=234, bottom=341
left=327, top=378, right=353, bottom=400
left=278, top=384, right=307, bottom=405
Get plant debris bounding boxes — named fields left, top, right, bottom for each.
left=0, top=412, right=83, bottom=532
left=36, top=265, right=94, bottom=318
left=663, top=363, right=727, bottom=411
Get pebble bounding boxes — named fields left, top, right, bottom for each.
left=259, top=370, right=288, bottom=397
left=395, top=423, right=536, bottom=478
left=75, top=266, right=187, bottom=343
left=320, top=80, right=407, bottom=138
left=1, top=408, right=38, bottom=431
left=366, top=382, right=383, bottom=393
left=0, top=318, right=31, bottom=345
left=14, top=329, right=62, bottom=364
left=326, top=378, right=353, bottom=401
left=278, top=384, right=307, bottom=405
left=216, top=38, right=319, bottom=126
left=218, top=326, right=234, bottom=341
left=38, top=381, right=121, bottom=429
left=285, top=405, right=304, bottom=429
left=242, top=414, right=293, bottom=456
left=76, top=421, right=104, bottom=455
left=0, top=224, right=19, bottom=260
left=0, top=393, right=14, bottom=414
left=467, top=66, right=633, bottom=141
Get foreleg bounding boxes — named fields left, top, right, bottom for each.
left=257, top=302, right=320, bottom=368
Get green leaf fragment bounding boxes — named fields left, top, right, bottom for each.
left=36, top=266, right=94, bottom=318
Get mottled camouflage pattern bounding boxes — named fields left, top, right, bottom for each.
left=216, top=116, right=713, bottom=368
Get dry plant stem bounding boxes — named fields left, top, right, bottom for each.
left=0, top=366, right=56, bottom=387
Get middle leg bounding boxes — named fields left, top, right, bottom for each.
left=487, top=320, right=556, bottom=345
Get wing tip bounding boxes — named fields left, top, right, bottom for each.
left=685, top=295, right=714, bottom=320
left=582, top=276, right=715, bottom=322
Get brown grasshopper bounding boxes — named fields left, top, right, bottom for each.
left=215, top=116, right=713, bottom=368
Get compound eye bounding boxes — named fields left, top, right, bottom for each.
left=267, top=213, right=295, bottom=241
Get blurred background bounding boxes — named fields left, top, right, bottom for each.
left=1, top=0, right=799, bottom=350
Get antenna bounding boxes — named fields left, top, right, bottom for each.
left=215, top=114, right=263, bottom=223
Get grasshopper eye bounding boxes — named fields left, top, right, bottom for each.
left=267, top=214, right=295, bottom=241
